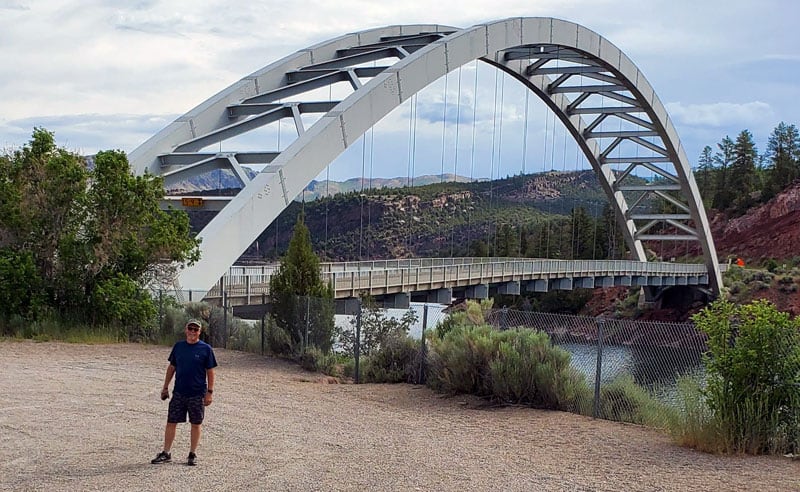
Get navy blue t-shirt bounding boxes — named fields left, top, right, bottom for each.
left=168, top=340, right=218, bottom=397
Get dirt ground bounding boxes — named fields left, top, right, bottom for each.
left=0, top=341, right=797, bottom=491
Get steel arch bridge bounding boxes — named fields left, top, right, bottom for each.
left=129, top=17, right=722, bottom=298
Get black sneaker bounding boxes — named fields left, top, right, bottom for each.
left=187, top=452, right=197, bottom=466
left=151, top=451, right=171, bottom=464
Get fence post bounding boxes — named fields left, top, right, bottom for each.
left=223, top=293, right=229, bottom=349
left=593, top=317, right=605, bottom=419
left=354, top=298, right=362, bottom=384
left=418, top=304, right=429, bottom=384
left=305, top=296, right=311, bottom=350
left=261, top=292, right=266, bottom=355
left=158, top=290, right=163, bottom=335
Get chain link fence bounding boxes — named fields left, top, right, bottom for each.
left=154, top=292, right=799, bottom=446
left=484, top=309, right=706, bottom=421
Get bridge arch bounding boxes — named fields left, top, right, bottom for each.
left=129, top=17, right=722, bottom=297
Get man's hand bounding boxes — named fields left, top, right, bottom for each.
left=160, top=388, right=169, bottom=401
left=203, top=393, right=213, bottom=406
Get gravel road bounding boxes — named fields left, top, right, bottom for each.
left=0, top=341, right=797, bottom=491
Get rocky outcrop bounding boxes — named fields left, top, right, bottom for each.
left=711, top=181, right=800, bottom=261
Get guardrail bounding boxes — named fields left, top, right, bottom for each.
left=206, top=257, right=711, bottom=305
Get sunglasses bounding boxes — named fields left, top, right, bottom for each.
left=187, top=326, right=201, bottom=332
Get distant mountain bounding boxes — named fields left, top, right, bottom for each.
left=168, top=168, right=480, bottom=199
left=302, top=174, right=481, bottom=200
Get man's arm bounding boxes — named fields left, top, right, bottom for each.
left=160, top=364, right=175, bottom=399
left=206, top=367, right=215, bottom=392
left=204, top=368, right=215, bottom=406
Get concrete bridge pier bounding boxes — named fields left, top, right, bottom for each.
left=427, top=288, right=452, bottom=304
left=465, top=284, right=489, bottom=299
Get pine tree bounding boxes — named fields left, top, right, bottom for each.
left=269, top=212, right=335, bottom=353
left=712, top=136, right=735, bottom=210
left=696, top=145, right=715, bottom=206
left=728, top=130, right=759, bottom=213
left=597, top=203, right=625, bottom=260
left=764, top=122, right=800, bottom=199
left=569, top=206, right=595, bottom=259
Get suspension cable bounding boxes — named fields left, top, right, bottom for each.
left=522, top=87, right=530, bottom=174
left=359, top=133, right=366, bottom=260
left=368, top=125, right=374, bottom=259
left=487, top=66, right=501, bottom=249
left=451, top=66, right=463, bottom=256
left=468, top=61, right=479, bottom=249
left=440, top=70, right=449, bottom=183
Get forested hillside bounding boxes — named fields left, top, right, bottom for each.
left=190, top=169, right=630, bottom=263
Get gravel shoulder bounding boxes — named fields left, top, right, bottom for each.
left=0, top=341, right=797, bottom=491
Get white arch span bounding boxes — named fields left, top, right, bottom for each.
left=129, top=17, right=722, bottom=298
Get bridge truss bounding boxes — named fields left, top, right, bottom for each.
left=129, top=17, right=722, bottom=298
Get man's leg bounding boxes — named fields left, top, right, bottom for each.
left=190, top=424, right=202, bottom=453
left=164, top=422, right=177, bottom=452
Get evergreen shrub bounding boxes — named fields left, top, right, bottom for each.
left=362, top=334, right=421, bottom=383
left=426, top=319, right=591, bottom=412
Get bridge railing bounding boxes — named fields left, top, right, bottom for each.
left=207, top=258, right=710, bottom=303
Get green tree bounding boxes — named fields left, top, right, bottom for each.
left=0, top=128, right=200, bottom=329
left=596, top=204, right=625, bottom=260
left=60, top=149, right=200, bottom=320
left=712, top=136, right=735, bottom=210
left=0, top=128, right=87, bottom=283
left=269, top=212, right=335, bottom=353
left=728, top=130, right=759, bottom=213
left=696, top=145, right=715, bottom=206
left=568, top=206, right=595, bottom=259
left=469, top=239, right=489, bottom=257
left=764, top=122, right=800, bottom=199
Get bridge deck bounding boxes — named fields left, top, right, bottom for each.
left=200, top=257, right=711, bottom=306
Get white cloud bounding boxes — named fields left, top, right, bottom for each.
left=665, top=101, right=775, bottom=128
left=1, top=0, right=798, bottom=176
left=1, top=113, right=176, bottom=154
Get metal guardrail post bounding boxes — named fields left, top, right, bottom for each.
left=593, top=317, right=605, bottom=419
left=354, top=298, right=362, bottom=384
left=261, top=292, right=266, bottom=355
left=223, top=292, right=228, bottom=348
left=418, top=304, right=429, bottom=384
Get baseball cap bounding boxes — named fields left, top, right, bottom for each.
left=186, top=319, right=202, bottom=329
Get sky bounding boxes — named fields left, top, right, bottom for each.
left=1, top=0, right=798, bottom=182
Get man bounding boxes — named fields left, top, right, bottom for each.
left=151, top=319, right=217, bottom=466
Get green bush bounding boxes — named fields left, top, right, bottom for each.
left=764, top=258, right=779, bottom=273
left=227, top=319, right=260, bottom=352
left=433, top=298, right=493, bottom=339
left=90, top=273, right=156, bottom=340
left=426, top=323, right=591, bottom=412
left=362, top=334, right=421, bottom=383
left=298, top=346, right=324, bottom=371
left=336, top=298, right=417, bottom=357
left=691, top=299, right=800, bottom=454
left=598, top=375, right=673, bottom=426
left=264, top=316, right=293, bottom=355
left=0, top=249, right=44, bottom=322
